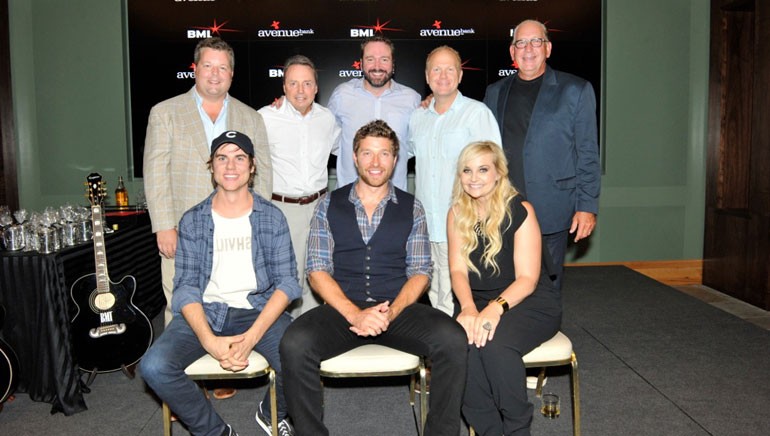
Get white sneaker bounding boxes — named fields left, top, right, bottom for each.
left=221, top=424, right=239, bottom=436
left=256, top=401, right=294, bottom=436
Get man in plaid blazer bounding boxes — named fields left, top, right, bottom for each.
left=143, top=37, right=272, bottom=331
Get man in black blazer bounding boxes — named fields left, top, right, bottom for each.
left=484, top=19, right=601, bottom=289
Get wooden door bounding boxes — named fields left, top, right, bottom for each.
left=0, top=0, right=18, bottom=209
left=704, top=0, right=770, bottom=310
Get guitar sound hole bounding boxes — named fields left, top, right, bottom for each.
left=90, top=291, right=116, bottom=312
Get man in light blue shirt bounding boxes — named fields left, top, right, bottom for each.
left=327, top=35, right=420, bottom=191
left=408, top=46, right=502, bottom=316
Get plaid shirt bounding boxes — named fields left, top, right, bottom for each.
left=172, top=191, right=301, bottom=332
left=306, top=182, right=432, bottom=280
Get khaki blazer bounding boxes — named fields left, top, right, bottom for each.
left=143, top=88, right=273, bottom=233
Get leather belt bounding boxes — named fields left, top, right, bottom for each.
left=271, top=188, right=327, bottom=205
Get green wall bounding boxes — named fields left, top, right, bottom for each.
left=8, top=0, right=710, bottom=262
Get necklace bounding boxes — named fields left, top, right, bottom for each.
left=473, top=204, right=486, bottom=239
left=473, top=218, right=484, bottom=237
left=474, top=205, right=486, bottom=237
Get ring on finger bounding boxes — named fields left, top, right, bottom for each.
left=482, top=321, right=492, bottom=331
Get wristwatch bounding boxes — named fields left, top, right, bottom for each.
left=491, top=296, right=509, bottom=313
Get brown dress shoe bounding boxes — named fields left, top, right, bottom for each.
left=212, top=387, right=237, bottom=400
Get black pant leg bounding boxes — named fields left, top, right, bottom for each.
left=463, top=300, right=561, bottom=436
left=280, top=304, right=367, bottom=436
left=378, top=304, right=468, bottom=436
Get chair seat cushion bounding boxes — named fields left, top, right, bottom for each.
left=522, top=331, right=573, bottom=364
left=185, top=351, right=270, bottom=377
left=320, top=344, right=420, bottom=374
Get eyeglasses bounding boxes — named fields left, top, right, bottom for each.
left=512, top=38, right=548, bottom=49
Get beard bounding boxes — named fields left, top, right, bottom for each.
left=357, top=166, right=392, bottom=188
left=363, top=68, right=394, bottom=88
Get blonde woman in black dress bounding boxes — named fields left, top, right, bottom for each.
left=447, top=141, right=561, bottom=435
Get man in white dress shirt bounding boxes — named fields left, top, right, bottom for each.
left=258, top=55, right=341, bottom=317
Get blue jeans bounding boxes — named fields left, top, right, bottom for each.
left=140, top=308, right=292, bottom=436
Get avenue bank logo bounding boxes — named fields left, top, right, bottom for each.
left=338, top=60, right=363, bottom=78
left=498, top=61, right=519, bottom=77
left=187, top=19, right=238, bottom=39
left=349, top=18, right=403, bottom=38
left=258, top=20, right=314, bottom=38
left=177, top=63, right=196, bottom=80
left=419, top=20, right=474, bottom=37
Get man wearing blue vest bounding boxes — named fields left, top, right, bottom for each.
left=280, top=120, right=467, bottom=436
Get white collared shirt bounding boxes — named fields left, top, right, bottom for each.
left=258, top=98, right=341, bottom=197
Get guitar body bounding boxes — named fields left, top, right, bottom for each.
left=70, top=272, right=153, bottom=373
left=70, top=173, right=154, bottom=375
left=0, top=305, right=20, bottom=404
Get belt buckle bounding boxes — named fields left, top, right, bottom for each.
left=301, top=190, right=322, bottom=204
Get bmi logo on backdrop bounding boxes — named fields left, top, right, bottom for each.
left=178, top=18, right=515, bottom=79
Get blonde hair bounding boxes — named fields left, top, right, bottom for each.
left=450, top=141, right=518, bottom=276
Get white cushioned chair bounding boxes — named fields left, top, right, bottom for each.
left=162, top=351, right=277, bottom=436
left=470, top=331, right=580, bottom=436
left=319, top=344, right=427, bottom=435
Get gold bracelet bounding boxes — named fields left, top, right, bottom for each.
left=490, top=296, right=510, bottom=312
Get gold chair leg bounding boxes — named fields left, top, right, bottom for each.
left=571, top=352, right=580, bottom=436
left=419, top=362, right=427, bottom=436
left=269, top=370, right=278, bottom=436
left=409, top=372, right=416, bottom=405
left=162, top=402, right=172, bottom=436
left=535, top=367, right=546, bottom=398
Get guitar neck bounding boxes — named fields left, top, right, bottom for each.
left=91, top=204, right=110, bottom=293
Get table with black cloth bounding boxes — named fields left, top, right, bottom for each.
left=0, top=210, right=163, bottom=415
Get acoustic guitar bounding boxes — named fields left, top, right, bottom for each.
left=70, top=173, right=153, bottom=374
left=0, top=304, right=20, bottom=406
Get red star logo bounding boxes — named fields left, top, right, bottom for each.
left=432, top=20, right=442, bottom=29
left=352, top=60, right=361, bottom=70
left=357, top=18, right=403, bottom=33
left=189, top=62, right=196, bottom=70
left=460, top=59, right=481, bottom=71
left=271, top=21, right=280, bottom=30
left=192, top=19, right=238, bottom=36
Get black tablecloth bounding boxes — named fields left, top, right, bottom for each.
left=0, top=212, right=162, bottom=415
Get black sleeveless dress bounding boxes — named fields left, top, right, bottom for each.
left=467, top=196, right=560, bottom=314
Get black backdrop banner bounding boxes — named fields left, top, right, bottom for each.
left=126, top=0, right=602, bottom=178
